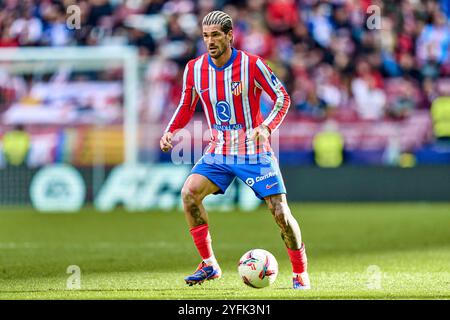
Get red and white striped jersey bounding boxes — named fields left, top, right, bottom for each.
left=164, top=48, right=291, bottom=155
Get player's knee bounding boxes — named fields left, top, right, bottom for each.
left=267, top=196, right=283, bottom=212
left=181, top=186, right=202, bottom=206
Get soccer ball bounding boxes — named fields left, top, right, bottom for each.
left=238, top=249, right=278, bottom=288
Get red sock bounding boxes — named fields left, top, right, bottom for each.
left=287, top=243, right=308, bottom=274
left=190, top=224, right=214, bottom=260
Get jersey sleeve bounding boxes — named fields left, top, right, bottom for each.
left=254, top=58, right=291, bottom=132
left=164, top=62, right=199, bottom=133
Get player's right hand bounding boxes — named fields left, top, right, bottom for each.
left=160, top=132, right=173, bottom=152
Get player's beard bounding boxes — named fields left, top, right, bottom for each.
left=209, top=44, right=226, bottom=59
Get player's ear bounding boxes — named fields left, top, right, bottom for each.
left=227, top=29, right=234, bottom=45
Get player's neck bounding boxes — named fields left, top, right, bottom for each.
left=210, top=47, right=233, bottom=68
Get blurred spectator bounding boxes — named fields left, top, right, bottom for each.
left=441, top=0, right=450, bottom=18
left=0, top=0, right=448, bottom=125
left=2, top=124, right=30, bottom=167
left=0, top=69, right=27, bottom=113
left=312, top=120, right=344, bottom=168
left=382, top=133, right=401, bottom=166
left=0, top=25, right=19, bottom=47
left=162, top=15, right=194, bottom=65
left=9, top=7, right=43, bottom=46
left=238, top=14, right=274, bottom=59
left=265, top=0, right=299, bottom=34
left=161, top=0, right=195, bottom=15
left=306, top=3, right=333, bottom=48
left=40, top=2, right=74, bottom=46
left=314, top=63, right=346, bottom=110
left=398, top=53, right=422, bottom=80
left=143, top=0, right=165, bottom=15
left=127, top=26, right=156, bottom=57
left=431, top=96, right=450, bottom=140
left=295, top=81, right=327, bottom=119
left=143, top=54, right=179, bottom=122
left=86, top=0, right=114, bottom=27
left=419, top=77, right=440, bottom=109
left=351, top=60, right=386, bottom=120
left=416, top=11, right=450, bottom=70
left=351, top=77, right=386, bottom=120
left=387, top=80, right=418, bottom=119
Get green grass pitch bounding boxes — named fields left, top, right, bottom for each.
left=0, top=203, right=449, bottom=299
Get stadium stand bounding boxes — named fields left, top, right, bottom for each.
left=0, top=0, right=449, bottom=166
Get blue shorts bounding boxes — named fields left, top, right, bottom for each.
left=191, top=152, right=286, bottom=200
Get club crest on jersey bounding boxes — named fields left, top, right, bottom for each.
left=231, top=81, right=242, bottom=96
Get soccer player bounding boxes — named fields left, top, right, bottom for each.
left=160, top=11, right=310, bottom=290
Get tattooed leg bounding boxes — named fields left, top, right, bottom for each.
left=182, top=173, right=222, bottom=273
left=265, top=194, right=302, bottom=250
left=181, top=174, right=220, bottom=228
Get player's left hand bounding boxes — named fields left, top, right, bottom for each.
left=160, top=132, right=174, bottom=152
left=250, top=124, right=271, bottom=144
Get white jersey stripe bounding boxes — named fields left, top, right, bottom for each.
left=264, top=87, right=290, bottom=131
left=165, top=64, right=189, bottom=133
left=208, top=64, right=224, bottom=154
left=256, top=59, right=279, bottom=95
left=241, top=52, right=255, bottom=154
left=194, top=56, right=213, bottom=137
left=239, top=52, right=250, bottom=153
left=224, top=66, right=238, bottom=155
left=256, top=59, right=288, bottom=130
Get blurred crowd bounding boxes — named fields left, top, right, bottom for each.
left=1, top=0, right=450, bottom=123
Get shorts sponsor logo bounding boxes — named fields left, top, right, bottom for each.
left=255, top=171, right=278, bottom=183
left=246, top=171, right=279, bottom=188
left=266, top=182, right=279, bottom=190
left=246, top=178, right=255, bottom=187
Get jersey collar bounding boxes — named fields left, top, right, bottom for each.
left=207, top=47, right=237, bottom=71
